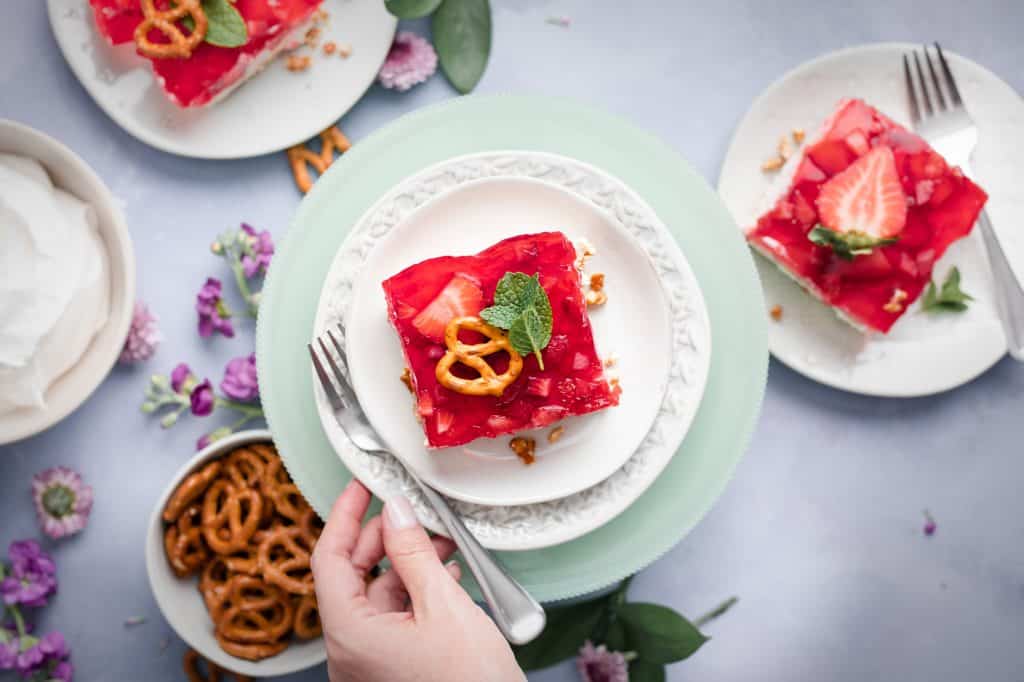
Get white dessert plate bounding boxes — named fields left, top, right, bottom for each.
left=0, top=120, right=135, bottom=446
left=719, top=43, right=1024, bottom=397
left=311, top=152, right=711, bottom=544
left=47, top=0, right=396, bottom=159
left=145, top=430, right=326, bottom=677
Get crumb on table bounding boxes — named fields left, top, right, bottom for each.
left=509, top=437, right=536, bottom=465
left=882, top=288, right=909, bottom=313
left=337, top=43, right=352, bottom=58
left=761, top=156, right=785, bottom=172
left=286, top=54, right=312, bottom=72
left=770, top=304, right=783, bottom=321
left=777, top=135, right=792, bottom=161
left=586, top=273, right=608, bottom=306
left=304, top=27, right=321, bottom=48
left=792, top=128, right=805, bottom=144
left=547, top=426, right=565, bottom=444
left=323, top=41, right=337, bottom=55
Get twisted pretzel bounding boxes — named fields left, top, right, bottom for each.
left=435, top=316, right=523, bottom=397
left=262, top=458, right=307, bottom=523
left=134, top=0, right=207, bottom=60
left=164, top=460, right=221, bottom=523
left=293, top=595, right=322, bottom=640
left=201, top=480, right=262, bottom=555
left=217, top=601, right=294, bottom=644
left=257, top=526, right=314, bottom=595
left=183, top=648, right=252, bottom=682
left=223, top=448, right=265, bottom=490
left=216, top=634, right=288, bottom=662
left=165, top=525, right=209, bottom=578
left=199, top=557, right=232, bottom=612
left=286, top=126, right=351, bottom=193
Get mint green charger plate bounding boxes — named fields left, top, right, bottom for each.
left=256, top=95, right=768, bottom=603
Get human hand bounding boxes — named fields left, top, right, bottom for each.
left=311, top=479, right=527, bottom=682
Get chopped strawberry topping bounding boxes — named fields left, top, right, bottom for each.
left=817, top=146, right=907, bottom=239
left=411, top=274, right=483, bottom=342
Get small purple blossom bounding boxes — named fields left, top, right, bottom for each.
left=1, top=540, right=57, bottom=606
left=170, top=363, right=193, bottom=394
left=196, top=278, right=234, bottom=338
left=189, top=379, right=215, bottom=417
left=196, top=433, right=211, bottom=451
left=378, top=32, right=437, bottom=91
left=220, top=354, right=259, bottom=402
left=923, top=510, right=937, bottom=537
left=240, top=224, right=274, bottom=278
left=31, top=467, right=94, bottom=541
left=576, top=641, right=628, bottom=682
left=15, top=631, right=71, bottom=680
left=0, top=637, right=17, bottom=670
left=119, top=301, right=161, bottom=364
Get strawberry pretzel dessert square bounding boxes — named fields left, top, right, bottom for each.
left=382, top=232, right=620, bottom=450
left=746, top=98, right=988, bottom=333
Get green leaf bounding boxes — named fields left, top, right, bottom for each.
left=808, top=225, right=898, bottom=261
left=481, top=272, right=553, bottom=367
left=202, top=0, right=248, bottom=47
left=510, top=307, right=550, bottom=369
left=604, top=619, right=628, bottom=651
left=491, top=272, right=539, bottom=309
left=432, top=0, right=491, bottom=93
left=629, top=660, right=667, bottom=682
left=615, top=603, right=708, bottom=664
left=479, top=304, right=520, bottom=329
left=385, top=0, right=443, bottom=18
left=513, top=599, right=608, bottom=671
left=922, top=266, right=973, bottom=313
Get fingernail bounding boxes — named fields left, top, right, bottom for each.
left=384, top=494, right=418, bottom=530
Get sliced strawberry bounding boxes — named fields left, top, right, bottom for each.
left=807, top=139, right=857, bottom=176
left=412, top=274, right=483, bottom=341
left=816, top=146, right=908, bottom=239
left=394, top=301, right=418, bottom=319
left=531, top=405, right=568, bottom=428
left=832, top=249, right=893, bottom=280
left=434, top=409, right=454, bottom=435
left=526, top=376, right=552, bottom=398
left=844, top=130, right=870, bottom=156
left=416, top=393, right=434, bottom=418
left=486, top=414, right=518, bottom=433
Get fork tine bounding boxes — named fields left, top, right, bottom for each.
left=325, top=329, right=357, bottom=395
left=903, top=54, right=921, bottom=124
left=934, top=42, right=963, bottom=107
left=911, top=51, right=934, bottom=117
left=317, top=337, right=351, bottom=404
left=922, top=45, right=947, bottom=110
left=308, top=343, right=344, bottom=411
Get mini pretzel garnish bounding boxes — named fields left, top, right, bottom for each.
left=164, top=460, right=221, bottom=523
left=183, top=648, right=252, bottom=682
left=293, top=595, right=322, bottom=640
left=257, top=526, right=314, bottom=595
left=134, top=0, right=208, bottom=60
left=223, top=448, right=265, bottom=490
left=286, top=125, right=351, bottom=193
left=199, top=557, right=232, bottom=611
left=435, top=316, right=523, bottom=397
left=216, top=634, right=288, bottom=662
left=262, top=458, right=307, bottom=523
left=201, top=480, right=262, bottom=555
left=165, top=526, right=209, bottom=578
left=217, top=598, right=294, bottom=644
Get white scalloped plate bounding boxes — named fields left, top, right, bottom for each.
left=312, top=151, right=711, bottom=550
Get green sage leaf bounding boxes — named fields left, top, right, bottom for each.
left=385, top=0, right=443, bottom=18
left=615, top=602, right=708, bottom=664
left=513, top=599, right=607, bottom=671
left=432, top=0, right=491, bottom=94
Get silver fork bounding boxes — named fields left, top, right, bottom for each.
left=903, top=44, right=1024, bottom=360
left=308, top=326, right=546, bottom=645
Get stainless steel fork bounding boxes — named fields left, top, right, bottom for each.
left=903, top=43, right=1024, bottom=360
left=308, top=326, right=546, bottom=645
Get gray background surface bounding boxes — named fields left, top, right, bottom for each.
left=2, top=1, right=1023, bottom=680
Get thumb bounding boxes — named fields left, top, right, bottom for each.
left=382, top=494, right=449, bottom=615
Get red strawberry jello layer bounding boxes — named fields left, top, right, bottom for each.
left=747, top=98, right=987, bottom=333
left=89, top=0, right=321, bottom=107
left=382, top=232, right=619, bottom=449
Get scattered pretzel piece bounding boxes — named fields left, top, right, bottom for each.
left=882, top=288, right=909, bottom=313
left=164, top=461, right=222, bottom=523
left=509, top=437, right=536, bottom=466
left=761, top=156, right=785, bottom=172
left=400, top=367, right=415, bottom=394
left=322, top=41, right=336, bottom=55
left=770, top=304, right=783, bottom=321
left=285, top=54, right=312, bottom=72
left=547, top=426, right=564, bottom=444
left=792, top=128, right=806, bottom=144
left=435, top=316, right=524, bottom=397
left=286, top=125, right=352, bottom=193
left=134, top=0, right=207, bottom=60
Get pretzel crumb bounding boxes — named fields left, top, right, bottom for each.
left=323, top=41, right=337, bottom=55
left=882, top=288, right=908, bottom=313
left=589, top=273, right=605, bottom=292
left=313, top=8, right=329, bottom=23
left=337, top=43, right=352, bottom=58
left=770, top=305, right=783, bottom=321
left=509, top=437, right=536, bottom=466
left=792, top=128, right=805, bottom=144
left=603, top=354, right=617, bottom=369
left=286, top=54, right=312, bottom=72
left=304, top=27, right=321, bottom=48
left=400, top=368, right=414, bottom=394
left=777, top=135, right=792, bottom=161
left=761, top=156, right=785, bottom=172
left=586, top=289, right=608, bottom=306
left=547, top=426, right=565, bottom=444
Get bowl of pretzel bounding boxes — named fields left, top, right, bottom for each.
left=145, top=429, right=326, bottom=677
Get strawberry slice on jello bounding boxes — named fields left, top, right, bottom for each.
left=411, top=274, right=484, bottom=342
left=817, top=146, right=908, bottom=240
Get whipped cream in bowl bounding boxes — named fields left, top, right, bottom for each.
left=0, top=121, right=135, bottom=445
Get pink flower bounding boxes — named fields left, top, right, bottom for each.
left=576, top=641, right=628, bottom=682
left=1, top=541, right=57, bottom=607
left=196, top=278, right=234, bottom=338
left=170, top=363, right=194, bottom=394
left=119, top=301, right=160, bottom=364
left=378, top=31, right=437, bottom=91
left=31, top=468, right=93, bottom=540
left=240, top=224, right=274, bottom=278
left=189, top=379, right=215, bottom=417
left=220, top=354, right=259, bottom=402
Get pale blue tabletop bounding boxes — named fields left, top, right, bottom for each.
left=3, top=1, right=1024, bottom=680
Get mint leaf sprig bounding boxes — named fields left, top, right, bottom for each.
left=182, top=0, right=248, bottom=48
left=922, top=267, right=973, bottom=313
left=480, top=272, right=553, bottom=369
left=808, top=225, right=898, bottom=261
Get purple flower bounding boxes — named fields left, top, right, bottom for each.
left=923, top=510, right=937, bottom=537
left=378, top=32, right=437, bottom=91
left=170, top=363, right=194, bottom=394
left=15, top=631, right=71, bottom=680
left=118, top=301, right=161, bottom=364
left=31, top=468, right=93, bottom=541
left=240, top=224, right=274, bottom=278
left=196, top=433, right=212, bottom=451
left=196, top=278, right=234, bottom=338
left=53, top=660, right=74, bottom=681
left=576, top=641, right=628, bottom=682
left=189, top=379, right=215, bottom=417
left=220, top=354, right=259, bottom=402
left=0, top=637, right=18, bottom=670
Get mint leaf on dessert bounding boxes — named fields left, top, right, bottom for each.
left=922, top=267, right=973, bottom=313
left=480, top=272, right=553, bottom=368
left=808, top=225, right=898, bottom=261
left=199, top=0, right=248, bottom=48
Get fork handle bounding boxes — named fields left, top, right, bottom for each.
left=977, top=209, right=1024, bottom=361
left=411, top=475, right=547, bottom=645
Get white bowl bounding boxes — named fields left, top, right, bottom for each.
left=0, top=120, right=136, bottom=445
left=145, top=430, right=326, bottom=677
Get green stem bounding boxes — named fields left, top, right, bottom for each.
left=693, top=596, right=738, bottom=628
left=9, top=606, right=26, bottom=638
left=230, top=261, right=259, bottom=317
left=215, top=398, right=264, bottom=419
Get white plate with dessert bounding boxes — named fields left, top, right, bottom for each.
left=0, top=120, right=135, bottom=445
left=719, top=43, right=1024, bottom=397
left=48, top=0, right=396, bottom=159
left=311, top=151, right=712, bottom=549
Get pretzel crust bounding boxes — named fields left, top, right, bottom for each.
left=435, top=316, right=523, bottom=397
left=134, top=0, right=208, bottom=60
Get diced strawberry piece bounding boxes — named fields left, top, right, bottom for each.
left=844, top=130, right=870, bottom=156
left=435, top=409, right=454, bottom=435
left=486, top=414, right=517, bottom=433
left=793, top=191, right=818, bottom=227
left=416, top=393, right=433, bottom=418
left=571, top=352, right=590, bottom=371
left=832, top=249, right=893, bottom=280
left=395, top=301, right=418, bottom=319
left=817, top=147, right=907, bottom=239
left=908, top=150, right=947, bottom=180
left=412, top=274, right=483, bottom=342
left=526, top=376, right=552, bottom=398
left=775, top=198, right=794, bottom=220
left=531, top=405, right=568, bottom=427
left=807, top=139, right=857, bottom=176
left=929, top=177, right=955, bottom=206
left=914, top=179, right=935, bottom=205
